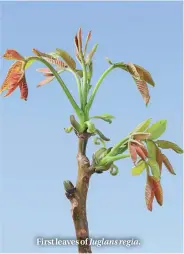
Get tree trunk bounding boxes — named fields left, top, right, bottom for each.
left=65, top=134, right=94, bottom=253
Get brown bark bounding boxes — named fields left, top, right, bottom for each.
left=65, top=133, right=94, bottom=253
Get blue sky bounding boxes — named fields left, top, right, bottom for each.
left=0, top=1, right=183, bottom=253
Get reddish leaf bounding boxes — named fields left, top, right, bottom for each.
left=134, top=144, right=147, bottom=161
left=127, top=63, right=139, bottom=78
left=74, top=35, right=79, bottom=51
left=3, top=49, right=25, bottom=61
left=162, top=154, right=176, bottom=175
left=152, top=177, right=163, bottom=206
left=145, top=176, right=154, bottom=211
left=77, top=28, right=82, bottom=52
left=0, top=61, right=24, bottom=96
left=156, top=147, right=163, bottom=173
left=84, top=31, right=92, bottom=55
left=128, top=142, right=137, bottom=164
left=134, top=64, right=155, bottom=87
left=136, top=80, right=150, bottom=105
left=37, top=76, right=55, bottom=87
left=19, top=75, right=28, bottom=101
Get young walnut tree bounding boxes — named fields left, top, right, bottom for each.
left=1, top=28, right=183, bottom=253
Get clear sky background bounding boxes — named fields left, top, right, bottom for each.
left=0, top=1, right=183, bottom=253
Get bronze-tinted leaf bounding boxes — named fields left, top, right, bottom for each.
left=135, top=145, right=147, bottom=161
left=128, top=142, right=137, bottom=164
left=19, top=75, right=28, bottom=101
left=1, top=61, right=24, bottom=96
left=56, top=48, right=76, bottom=70
left=156, top=140, right=184, bottom=154
left=156, top=147, right=163, bottom=173
left=3, top=49, right=25, bottom=61
left=145, top=176, right=154, bottom=211
left=133, top=132, right=151, bottom=140
left=77, top=28, right=82, bottom=52
left=134, top=64, right=155, bottom=87
left=126, top=63, right=139, bottom=78
left=84, top=31, right=92, bottom=55
left=135, top=79, right=150, bottom=105
left=37, top=76, right=55, bottom=87
left=151, top=177, right=163, bottom=206
left=162, top=154, right=176, bottom=175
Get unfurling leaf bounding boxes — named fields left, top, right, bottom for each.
left=132, top=160, right=146, bottom=176
left=110, top=164, right=119, bottom=176
left=133, top=64, right=155, bottom=87
left=37, top=76, right=55, bottom=87
left=3, top=49, right=25, bottom=61
left=145, top=176, right=154, bottom=211
left=146, top=120, right=167, bottom=140
left=86, top=44, right=98, bottom=65
left=85, top=121, right=96, bottom=133
left=56, top=48, right=76, bottom=70
left=77, top=28, right=82, bottom=52
left=64, top=126, right=73, bottom=133
left=135, top=79, right=150, bottom=105
left=93, top=137, right=106, bottom=147
left=128, top=142, right=137, bottom=164
left=90, top=114, right=115, bottom=124
left=131, top=118, right=152, bottom=134
left=19, top=75, right=28, bottom=101
left=0, top=61, right=25, bottom=96
left=134, top=144, right=147, bottom=161
left=156, top=140, right=184, bottom=154
left=84, top=31, right=91, bottom=56
left=147, top=158, right=160, bottom=180
left=146, top=140, right=157, bottom=160
left=152, top=177, right=163, bottom=206
left=162, top=154, right=176, bottom=175
left=156, top=147, right=163, bottom=172
left=95, top=129, right=110, bottom=141
left=105, top=57, right=113, bottom=65
left=133, top=132, right=151, bottom=140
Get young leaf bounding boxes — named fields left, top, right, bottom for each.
left=90, top=114, right=115, bottom=124
left=77, top=28, right=82, bottom=52
left=105, top=57, right=113, bottom=65
left=145, top=176, right=154, bottom=211
left=110, top=164, right=119, bottom=176
left=37, top=76, right=55, bottom=87
left=56, top=48, right=76, bottom=70
left=147, top=158, right=160, bottom=180
left=19, top=75, right=28, bottom=101
left=162, top=154, right=176, bottom=175
left=3, top=49, right=25, bottom=61
left=85, top=121, right=96, bottom=133
left=156, top=147, right=163, bottom=172
left=133, top=132, right=151, bottom=140
left=128, top=142, right=137, bottom=164
left=134, top=64, right=155, bottom=87
left=155, top=140, right=184, bottom=154
left=131, top=118, right=152, bottom=134
left=135, top=79, right=150, bottom=105
left=86, top=44, right=98, bottom=65
left=84, top=31, right=92, bottom=56
left=95, top=129, right=110, bottom=141
left=152, top=177, right=163, bottom=206
left=134, top=144, right=147, bottom=161
left=64, top=126, right=73, bottom=133
left=146, top=120, right=167, bottom=140
left=132, top=160, right=146, bottom=176
left=146, top=140, right=157, bottom=159
left=25, top=58, right=36, bottom=69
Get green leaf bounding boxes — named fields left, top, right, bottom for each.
left=85, top=121, right=96, bottom=133
left=146, top=120, right=167, bottom=140
left=147, top=158, right=160, bottom=180
left=132, top=160, right=146, bottom=176
left=110, top=164, right=119, bottom=176
left=76, top=70, right=83, bottom=78
left=146, top=140, right=157, bottom=159
left=90, top=114, right=115, bottom=124
left=64, top=125, right=73, bottom=133
left=56, top=48, right=76, bottom=70
left=131, top=118, right=152, bottom=134
left=156, top=140, right=184, bottom=154
left=105, top=57, right=113, bottom=65
left=86, top=44, right=98, bottom=64
left=93, top=137, right=106, bottom=147
left=95, top=129, right=110, bottom=141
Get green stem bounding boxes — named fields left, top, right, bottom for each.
left=26, top=56, right=83, bottom=120
left=80, top=53, right=88, bottom=109
left=100, top=154, right=130, bottom=165
left=108, top=137, right=129, bottom=156
left=86, top=63, right=127, bottom=112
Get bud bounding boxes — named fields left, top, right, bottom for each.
left=63, top=180, right=75, bottom=194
